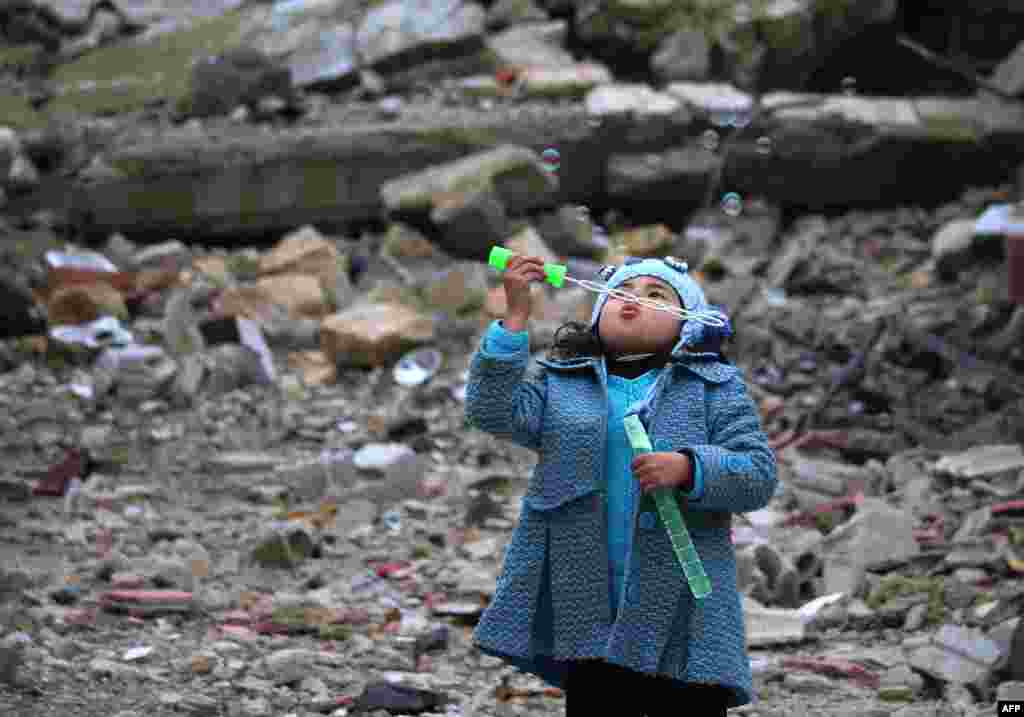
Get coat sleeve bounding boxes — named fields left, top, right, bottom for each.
left=681, top=372, right=777, bottom=513
left=462, top=320, right=547, bottom=452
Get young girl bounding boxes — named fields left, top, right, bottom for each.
left=463, top=254, right=778, bottom=716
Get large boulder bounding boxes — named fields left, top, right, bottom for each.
left=178, top=46, right=296, bottom=118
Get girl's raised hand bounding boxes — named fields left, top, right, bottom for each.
left=502, top=255, right=547, bottom=325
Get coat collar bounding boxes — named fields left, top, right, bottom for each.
left=535, top=352, right=736, bottom=384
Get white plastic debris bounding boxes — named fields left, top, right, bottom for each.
left=49, top=316, right=133, bottom=349
left=394, top=347, right=442, bottom=387
left=123, top=645, right=154, bottom=662
left=796, top=592, right=846, bottom=623
left=45, top=250, right=118, bottom=273
left=353, top=443, right=416, bottom=471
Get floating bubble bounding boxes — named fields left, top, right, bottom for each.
left=541, top=148, right=561, bottom=172
left=700, top=129, right=720, bottom=152
left=721, top=193, right=743, bottom=217
left=756, top=136, right=772, bottom=155
left=841, top=77, right=857, bottom=96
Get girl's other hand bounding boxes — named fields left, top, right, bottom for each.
left=631, top=452, right=693, bottom=494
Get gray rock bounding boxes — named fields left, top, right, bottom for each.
left=181, top=47, right=295, bottom=119
left=904, top=602, right=929, bottom=632
left=132, top=240, right=192, bottom=272
left=0, top=645, right=20, bottom=685
left=485, top=0, right=547, bottom=30
left=992, top=40, right=1024, bottom=97
left=356, top=0, right=486, bottom=67
left=931, top=219, right=978, bottom=278
left=819, top=498, right=920, bottom=596
left=262, top=648, right=317, bottom=685
left=651, top=29, right=710, bottom=83
left=6, top=154, right=39, bottom=192
left=908, top=624, right=1002, bottom=685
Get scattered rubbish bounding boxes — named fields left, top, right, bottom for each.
left=380, top=509, right=402, bottom=535
left=33, top=448, right=91, bottom=498
left=49, top=316, right=134, bottom=350
left=394, top=347, right=443, bottom=386
left=122, top=645, right=154, bottom=661
left=350, top=679, right=449, bottom=715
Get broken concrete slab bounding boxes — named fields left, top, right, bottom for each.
left=380, top=144, right=558, bottom=217
left=818, top=498, right=920, bottom=596
left=743, top=596, right=807, bottom=647
left=933, top=444, right=1024, bottom=480
left=908, top=624, right=1002, bottom=685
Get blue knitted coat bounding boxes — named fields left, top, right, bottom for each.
left=463, top=322, right=778, bottom=708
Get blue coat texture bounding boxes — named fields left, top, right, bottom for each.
left=463, top=320, right=778, bottom=708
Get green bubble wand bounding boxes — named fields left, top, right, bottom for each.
left=488, top=246, right=728, bottom=328
left=623, top=414, right=712, bottom=600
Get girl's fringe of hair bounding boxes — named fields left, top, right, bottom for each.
left=546, top=321, right=604, bottom=361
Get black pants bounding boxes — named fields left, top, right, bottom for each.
left=564, top=659, right=730, bottom=716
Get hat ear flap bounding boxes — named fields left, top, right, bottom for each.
left=597, top=265, right=617, bottom=282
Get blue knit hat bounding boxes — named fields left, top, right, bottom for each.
left=588, top=256, right=731, bottom=355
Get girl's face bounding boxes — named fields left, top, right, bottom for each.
left=598, top=276, right=683, bottom=356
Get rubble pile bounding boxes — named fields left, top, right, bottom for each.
left=0, top=195, right=1020, bottom=716
left=1, top=0, right=1024, bottom=716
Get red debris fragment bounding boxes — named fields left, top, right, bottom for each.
left=342, top=607, right=371, bottom=625
left=991, top=499, right=1024, bottom=516
left=33, top=448, right=86, bottom=497
left=418, top=477, right=446, bottom=499
left=495, top=67, right=519, bottom=86
left=252, top=621, right=292, bottom=635
left=96, top=529, right=114, bottom=560
left=111, top=574, right=145, bottom=589
left=370, top=562, right=410, bottom=578
left=781, top=656, right=880, bottom=688
left=220, top=610, right=252, bottom=625
left=770, top=430, right=848, bottom=453
left=913, top=514, right=945, bottom=546
left=780, top=493, right=864, bottom=528
left=62, top=608, right=97, bottom=626
left=220, top=625, right=259, bottom=642
left=101, top=590, right=193, bottom=604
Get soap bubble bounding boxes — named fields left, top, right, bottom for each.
left=541, top=148, right=561, bottom=172
left=841, top=77, right=857, bottom=96
left=721, top=193, right=743, bottom=217
left=756, top=136, right=772, bottom=155
left=700, top=129, right=720, bottom=152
